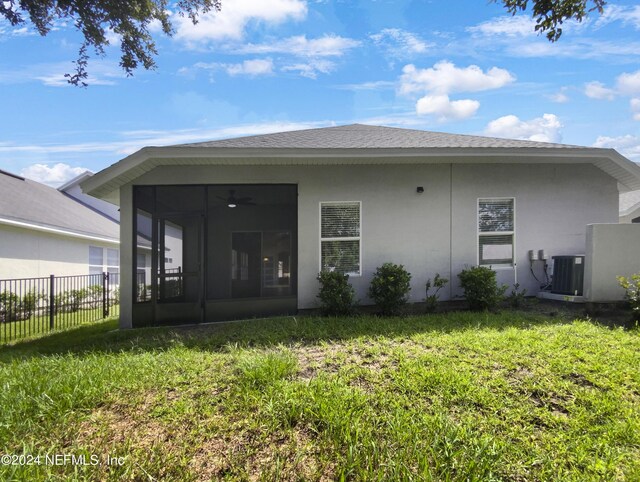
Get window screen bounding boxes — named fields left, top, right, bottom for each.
left=320, top=202, right=361, bottom=275
left=89, top=246, right=103, bottom=267
left=478, top=199, right=514, bottom=266
left=107, top=249, right=119, bottom=267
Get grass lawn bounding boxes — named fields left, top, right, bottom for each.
left=0, top=304, right=119, bottom=344
left=0, top=311, right=638, bottom=481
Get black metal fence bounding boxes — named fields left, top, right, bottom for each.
left=0, top=273, right=118, bottom=345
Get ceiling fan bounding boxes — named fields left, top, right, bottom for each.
left=218, top=189, right=256, bottom=208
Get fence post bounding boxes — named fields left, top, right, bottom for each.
left=103, top=272, right=109, bottom=318
left=49, top=274, right=55, bottom=330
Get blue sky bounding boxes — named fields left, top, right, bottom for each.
left=1, top=0, right=640, bottom=186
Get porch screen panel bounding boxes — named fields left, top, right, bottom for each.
left=133, top=186, right=155, bottom=303
left=478, top=198, right=514, bottom=266
left=320, top=202, right=361, bottom=275
left=135, top=208, right=152, bottom=302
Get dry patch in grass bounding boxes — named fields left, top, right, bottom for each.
left=292, top=339, right=440, bottom=381
left=189, top=426, right=335, bottom=482
left=77, top=387, right=336, bottom=481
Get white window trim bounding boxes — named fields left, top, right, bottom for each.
left=89, top=246, right=120, bottom=279
left=477, top=197, right=516, bottom=269
left=318, top=201, right=362, bottom=277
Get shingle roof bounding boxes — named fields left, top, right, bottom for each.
left=0, top=170, right=119, bottom=240
left=176, top=123, right=577, bottom=150
left=620, top=189, right=640, bottom=214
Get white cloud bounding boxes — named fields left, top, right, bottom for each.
left=334, top=80, right=396, bottom=91
left=0, top=61, right=122, bottom=87
left=415, top=94, right=479, bottom=121
left=226, top=58, right=274, bottom=76
left=593, top=134, right=640, bottom=161
left=174, top=0, right=307, bottom=45
left=20, top=163, right=88, bottom=187
left=583, top=70, right=640, bottom=120
left=370, top=28, right=432, bottom=58
left=237, top=34, right=359, bottom=57
left=484, top=114, right=563, bottom=143
left=282, top=59, right=334, bottom=79
left=0, top=24, right=37, bottom=39
left=469, top=30, right=640, bottom=62
left=35, top=73, right=117, bottom=87
left=631, top=98, right=640, bottom=121
left=616, top=70, right=640, bottom=96
left=594, top=4, right=640, bottom=30
left=467, top=15, right=537, bottom=37
left=0, top=121, right=335, bottom=159
left=230, top=35, right=358, bottom=78
left=181, top=58, right=274, bottom=79
left=548, top=88, right=569, bottom=103
left=397, top=61, right=514, bottom=121
left=399, top=61, right=515, bottom=95
left=584, top=81, right=616, bottom=100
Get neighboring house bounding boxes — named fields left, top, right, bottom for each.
left=81, top=124, right=640, bottom=328
left=58, top=170, right=121, bottom=222
left=58, top=171, right=177, bottom=287
left=619, top=190, right=640, bottom=223
left=0, top=169, right=120, bottom=280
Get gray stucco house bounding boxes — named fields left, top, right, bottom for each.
left=82, top=124, right=640, bottom=328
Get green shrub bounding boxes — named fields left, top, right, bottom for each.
left=111, top=286, right=120, bottom=305
left=617, top=273, right=640, bottom=322
left=368, top=263, right=412, bottom=316
left=425, top=273, right=448, bottom=313
left=458, top=266, right=507, bottom=311
left=507, top=283, right=527, bottom=308
left=0, top=290, right=40, bottom=322
left=86, top=285, right=103, bottom=308
left=317, top=271, right=357, bottom=316
left=54, top=289, right=87, bottom=314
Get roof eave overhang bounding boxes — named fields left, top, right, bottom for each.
left=620, top=201, right=640, bottom=217
left=82, top=146, right=640, bottom=201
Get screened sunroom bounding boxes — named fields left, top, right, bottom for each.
left=131, top=184, right=297, bottom=326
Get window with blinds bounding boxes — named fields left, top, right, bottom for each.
left=320, top=202, right=361, bottom=275
left=478, top=198, right=514, bottom=266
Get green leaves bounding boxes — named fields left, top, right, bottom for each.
left=368, top=263, right=412, bottom=316
left=458, top=265, right=507, bottom=311
left=496, top=0, right=606, bottom=42
left=617, top=273, right=640, bottom=322
left=1, top=0, right=222, bottom=85
left=425, top=273, right=448, bottom=313
left=316, top=271, right=357, bottom=316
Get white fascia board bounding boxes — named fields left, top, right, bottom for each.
left=620, top=201, right=640, bottom=217
left=83, top=145, right=640, bottom=199
left=80, top=147, right=152, bottom=197
left=0, top=217, right=119, bottom=245
left=57, top=170, right=94, bottom=192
